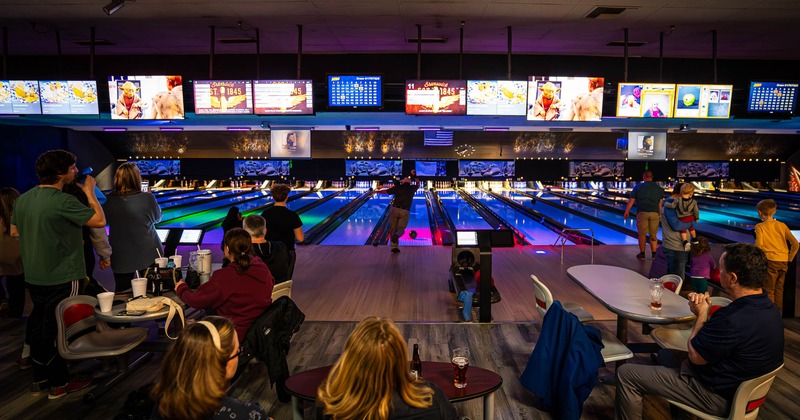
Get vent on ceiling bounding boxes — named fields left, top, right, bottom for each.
left=217, top=37, right=257, bottom=44
left=406, top=38, right=448, bottom=44
left=585, top=6, right=629, bottom=19
left=606, top=41, right=647, bottom=47
left=72, top=39, right=115, bottom=46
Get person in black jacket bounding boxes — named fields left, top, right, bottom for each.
left=243, top=214, right=290, bottom=283
left=375, top=173, right=420, bottom=254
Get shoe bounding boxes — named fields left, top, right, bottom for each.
left=691, top=240, right=699, bottom=245
left=391, top=248, right=400, bottom=254
left=683, top=241, right=692, bottom=251
left=48, top=376, right=93, bottom=400
left=30, top=380, right=49, bottom=397
left=17, top=356, right=32, bottom=370
left=636, top=252, right=646, bottom=259
left=651, top=252, right=657, bottom=258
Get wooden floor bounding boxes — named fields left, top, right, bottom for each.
left=1, top=244, right=798, bottom=419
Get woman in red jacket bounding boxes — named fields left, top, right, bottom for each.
left=175, top=228, right=274, bottom=341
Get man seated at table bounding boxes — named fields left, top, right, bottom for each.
left=615, top=243, right=784, bottom=419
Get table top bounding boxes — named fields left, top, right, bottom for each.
left=94, top=293, right=183, bottom=323
left=566, top=264, right=695, bottom=325
left=285, top=361, right=503, bottom=404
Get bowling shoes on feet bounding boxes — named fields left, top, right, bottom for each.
left=391, top=248, right=400, bottom=253
left=636, top=252, right=646, bottom=259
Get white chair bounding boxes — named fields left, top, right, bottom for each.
left=651, top=296, right=732, bottom=351
left=665, top=364, right=783, bottom=420
left=660, top=274, right=683, bottom=294
left=530, top=275, right=594, bottom=322
left=272, top=280, right=293, bottom=300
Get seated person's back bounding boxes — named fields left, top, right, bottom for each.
left=243, top=214, right=291, bottom=283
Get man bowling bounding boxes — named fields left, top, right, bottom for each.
left=376, top=172, right=420, bottom=253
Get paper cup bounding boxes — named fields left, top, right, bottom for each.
left=97, top=292, right=115, bottom=312
left=131, top=278, right=148, bottom=297
left=155, top=257, right=169, bottom=268
left=170, top=255, right=183, bottom=268
left=197, top=249, right=212, bottom=274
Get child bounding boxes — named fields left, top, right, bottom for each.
left=662, top=183, right=699, bottom=251
left=754, top=199, right=799, bottom=311
left=689, top=237, right=715, bottom=294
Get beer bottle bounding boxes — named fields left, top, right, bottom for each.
left=410, top=344, right=422, bottom=380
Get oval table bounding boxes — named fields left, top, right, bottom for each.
left=285, top=361, right=503, bottom=419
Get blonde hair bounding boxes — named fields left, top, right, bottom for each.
left=151, top=316, right=235, bottom=419
left=113, top=162, right=143, bottom=195
left=680, top=183, right=695, bottom=195
left=317, top=317, right=434, bottom=420
left=756, top=199, right=777, bottom=217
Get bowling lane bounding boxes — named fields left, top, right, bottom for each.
left=437, top=190, right=493, bottom=230
left=398, top=194, right=434, bottom=247
left=467, top=191, right=563, bottom=245
left=320, top=193, right=391, bottom=245
left=159, top=189, right=268, bottom=224
left=159, top=189, right=244, bottom=209
left=293, top=189, right=368, bottom=234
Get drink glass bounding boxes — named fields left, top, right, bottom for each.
left=451, top=348, right=470, bottom=389
left=650, top=278, right=664, bottom=310
left=97, top=292, right=115, bottom=312
left=131, top=278, right=148, bottom=298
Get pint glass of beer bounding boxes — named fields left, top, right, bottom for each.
left=452, top=348, right=470, bottom=389
left=650, top=278, right=664, bottom=310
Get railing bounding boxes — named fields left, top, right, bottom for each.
left=553, top=228, right=594, bottom=264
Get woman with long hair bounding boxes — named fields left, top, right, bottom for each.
left=317, top=317, right=457, bottom=420
left=0, top=187, right=24, bottom=318
left=175, top=228, right=274, bottom=341
left=150, top=316, right=268, bottom=419
left=103, top=162, right=162, bottom=292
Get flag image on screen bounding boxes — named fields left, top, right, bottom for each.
left=109, top=75, right=184, bottom=120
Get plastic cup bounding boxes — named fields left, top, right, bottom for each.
left=170, top=255, right=183, bottom=268
left=97, top=292, right=115, bottom=312
left=131, top=278, right=148, bottom=297
left=155, top=257, right=169, bottom=268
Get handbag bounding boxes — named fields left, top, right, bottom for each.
left=125, top=297, right=185, bottom=339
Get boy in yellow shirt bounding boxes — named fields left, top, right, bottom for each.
left=755, top=199, right=799, bottom=311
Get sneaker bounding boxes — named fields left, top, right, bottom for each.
left=636, top=252, right=646, bottom=259
left=391, top=248, right=400, bottom=254
left=651, top=252, right=657, bottom=258
left=691, top=240, right=699, bottom=245
left=683, top=241, right=692, bottom=251
left=30, top=380, right=49, bottom=397
left=48, top=376, right=93, bottom=400
left=17, top=356, right=32, bottom=370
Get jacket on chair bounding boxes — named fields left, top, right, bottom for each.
left=243, top=296, right=305, bottom=385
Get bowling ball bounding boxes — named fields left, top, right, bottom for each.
left=683, top=93, right=696, bottom=107
left=409, top=230, right=418, bottom=239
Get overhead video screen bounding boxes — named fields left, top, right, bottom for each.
left=627, top=131, right=667, bottom=160
left=458, top=160, right=515, bottom=178
left=0, top=80, right=41, bottom=114
left=345, top=160, right=402, bottom=177
left=466, top=80, right=527, bottom=116
left=130, top=160, right=181, bottom=176
left=617, top=83, right=676, bottom=118
left=109, top=75, right=184, bottom=120
left=526, top=76, right=604, bottom=121
left=674, top=84, right=732, bottom=118
left=270, top=129, right=311, bottom=159
left=415, top=160, right=447, bottom=177
left=253, top=80, right=313, bottom=115
left=569, top=161, right=624, bottom=178
left=405, top=80, right=467, bottom=115
left=193, top=80, right=253, bottom=114
left=234, top=160, right=291, bottom=177
left=328, top=75, right=382, bottom=108
left=747, top=81, right=799, bottom=114
left=39, top=80, right=99, bottom=115
left=677, top=162, right=730, bottom=179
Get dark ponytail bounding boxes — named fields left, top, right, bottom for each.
left=223, top=228, right=253, bottom=274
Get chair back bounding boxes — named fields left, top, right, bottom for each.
left=660, top=274, right=683, bottom=294
left=272, top=280, right=293, bottom=300
left=530, top=275, right=554, bottom=318
left=728, top=363, right=783, bottom=420
left=56, top=295, right=101, bottom=357
left=709, top=296, right=732, bottom=317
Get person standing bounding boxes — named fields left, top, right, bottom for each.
left=661, top=184, right=694, bottom=280
left=243, top=214, right=290, bottom=284
left=103, top=162, right=163, bottom=292
left=376, top=174, right=420, bottom=253
left=623, top=170, right=663, bottom=259
left=260, top=184, right=303, bottom=280
left=0, top=187, right=24, bottom=318
left=10, top=150, right=106, bottom=399
left=754, top=199, right=799, bottom=312
left=220, top=206, right=242, bottom=268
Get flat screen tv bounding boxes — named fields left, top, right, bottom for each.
left=234, top=160, right=290, bottom=177
left=674, top=84, right=733, bottom=118
left=458, top=160, right=515, bottom=177
left=616, top=83, right=676, bottom=118
left=405, top=80, right=467, bottom=115
left=193, top=80, right=253, bottom=115
left=179, top=229, right=204, bottom=244
left=466, top=80, right=527, bottom=116
left=569, top=161, right=624, bottom=178
left=0, top=80, right=42, bottom=114
left=327, top=75, right=382, bottom=109
left=677, top=162, right=730, bottom=179
left=270, top=129, right=311, bottom=159
left=627, top=131, right=667, bottom=160
left=108, top=75, right=184, bottom=120
left=39, top=80, right=99, bottom=115
left=253, top=80, right=313, bottom=115
left=129, top=160, right=181, bottom=176
left=747, top=81, right=799, bottom=115
left=415, top=160, right=447, bottom=177
left=526, top=76, right=604, bottom=121
left=345, top=160, right=402, bottom=177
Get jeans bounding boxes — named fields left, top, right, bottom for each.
left=664, top=248, right=689, bottom=280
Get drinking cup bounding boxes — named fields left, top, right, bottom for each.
left=197, top=249, right=212, bottom=274
left=650, top=278, right=664, bottom=310
left=155, top=257, right=169, bottom=268
left=451, top=348, right=470, bottom=389
left=131, top=278, right=148, bottom=298
left=97, top=292, right=115, bottom=312
left=170, top=255, right=183, bottom=268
